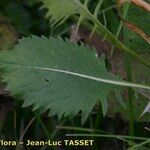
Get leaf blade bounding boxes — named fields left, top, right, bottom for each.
left=0, top=36, right=149, bottom=123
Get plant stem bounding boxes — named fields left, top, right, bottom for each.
left=125, top=50, right=135, bottom=139
left=56, top=125, right=107, bottom=133
left=122, top=2, right=135, bottom=140
left=128, top=139, right=150, bottom=150
left=110, top=2, right=129, bottom=57
left=73, top=0, right=150, bottom=68
left=66, top=133, right=150, bottom=140
left=125, top=54, right=135, bottom=137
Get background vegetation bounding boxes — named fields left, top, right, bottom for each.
left=0, top=0, right=150, bottom=149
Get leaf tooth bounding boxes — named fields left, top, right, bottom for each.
left=56, top=36, right=63, bottom=41
left=115, top=90, right=126, bottom=108
left=58, top=111, right=64, bottom=121
left=100, top=96, right=108, bottom=116
left=32, top=103, right=40, bottom=111
left=48, top=108, right=58, bottom=117
left=22, top=98, right=34, bottom=107
left=37, top=106, right=46, bottom=114
left=81, top=109, right=90, bottom=125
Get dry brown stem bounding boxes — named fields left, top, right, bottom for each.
left=118, top=0, right=150, bottom=12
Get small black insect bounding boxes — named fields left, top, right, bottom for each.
left=44, top=79, right=49, bottom=82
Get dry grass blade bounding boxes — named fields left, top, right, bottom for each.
left=118, top=0, right=150, bottom=12
left=124, top=20, right=150, bottom=44
left=131, top=0, right=150, bottom=12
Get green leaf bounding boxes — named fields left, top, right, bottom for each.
left=39, top=0, right=150, bottom=68
left=0, top=36, right=149, bottom=123
left=0, top=35, right=122, bottom=123
left=41, top=0, right=79, bottom=27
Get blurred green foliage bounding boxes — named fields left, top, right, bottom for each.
left=0, top=0, right=50, bottom=36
